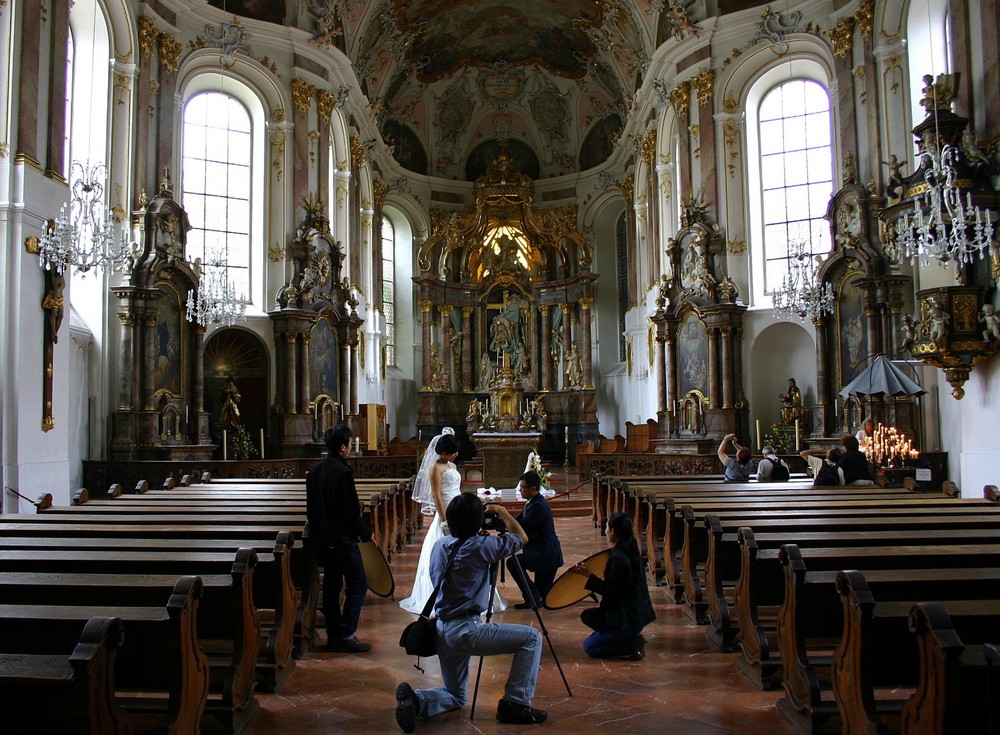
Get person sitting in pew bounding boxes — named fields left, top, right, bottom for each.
left=569, top=512, right=655, bottom=660
left=755, top=447, right=790, bottom=482
left=837, top=434, right=874, bottom=486
left=717, top=434, right=752, bottom=483
left=799, top=447, right=845, bottom=486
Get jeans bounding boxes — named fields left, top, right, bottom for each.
left=321, top=543, right=367, bottom=640
left=415, top=614, right=542, bottom=718
left=581, top=607, right=642, bottom=658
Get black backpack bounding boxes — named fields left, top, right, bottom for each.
left=769, top=457, right=790, bottom=482
left=814, top=462, right=840, bottom=486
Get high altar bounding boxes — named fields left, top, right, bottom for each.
left=413, top=152, right=598, bottom=460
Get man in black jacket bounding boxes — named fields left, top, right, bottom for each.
left=507, top=470, right=563, bottom=608
left=306, top=424, right=373, bottom=652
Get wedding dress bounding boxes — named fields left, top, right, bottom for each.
left=399, top=466, right=507, bottom=613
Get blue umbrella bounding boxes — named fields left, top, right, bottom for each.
left=839, top=354, right=926, bottom=398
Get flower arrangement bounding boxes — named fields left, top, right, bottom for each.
left=762, top=423, right=789, bottom=454
left=232, top=425, right=258, bottom=460
left=529, top=452, right=552, bottom=488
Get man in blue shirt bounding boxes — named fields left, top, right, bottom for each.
left=395, top=493, right=547, bottom=731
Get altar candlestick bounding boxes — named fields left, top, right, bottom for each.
left=185, top=405, right=189, bottom=425
left=260, top=429, right=265, bottom=459
left=418, top=429, right=422, bottom=443
left=314, top=403, right=318, bottom=421
left=222, top=430, right=227, bottom=461
left=755, top=419, right=761, bottom=450
left=355, top=437, right=360, bottom=455
left=794, top=419, right=800, bottom=452
left=564, top=426, right=569, bottom=444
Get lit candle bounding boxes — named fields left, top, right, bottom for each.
left=222, top=430, right=227, bottom=461
left=565, top=426, right=569, bottom=445
left=794, top=419, right=800, bottom=452
left=314, top=403, right=318, bottom=421
left=355, top=437, right=360, bottom=455
left=755, top=419, right=761, bottom=450
left=418, top=429, right=422, bottom=443
left=260, top=428, right=265, bottom=459
left=185, top=405, right=189, bottom=425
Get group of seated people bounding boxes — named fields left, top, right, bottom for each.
left=717, top=432, right=875, bottom=485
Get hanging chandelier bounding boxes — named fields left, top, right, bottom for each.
left=771, top=240, right=835, bottom=321
left=185, top=251, right=247, bottom=327
left=37, top=160, right=133, bottom=276
left=893, top=144, right=995, bottom=267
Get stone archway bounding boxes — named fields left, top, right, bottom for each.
left=204, top=328, right=270, bottom=459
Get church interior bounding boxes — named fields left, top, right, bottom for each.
left=2, top=0, right=1000, bottom=731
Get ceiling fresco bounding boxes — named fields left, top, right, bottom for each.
left=218, top=1, right=769, bottom=180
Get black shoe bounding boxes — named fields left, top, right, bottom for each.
left=328, top=636, right=372, bottom=653
left=513, top=601, right=535, bottom=609
left=628, top=634, right=647, bottom=661
left=395, top=682, right=418, bottom=733
left=496, top=697, right=548, bottom=724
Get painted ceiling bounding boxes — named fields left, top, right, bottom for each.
left=216, top=1, right=768, bottom=180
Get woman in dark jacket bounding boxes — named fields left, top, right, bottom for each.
left=569, top=512, right=656, bottom=660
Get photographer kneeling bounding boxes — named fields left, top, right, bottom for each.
left=395, top=493, right=547, bottom=732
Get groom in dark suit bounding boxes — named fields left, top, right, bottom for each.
left=507, top=470, right=564, bottom=609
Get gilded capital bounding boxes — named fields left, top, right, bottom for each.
left=691, top=68, right=714, bottom=107
left=579, top=296, right=593, bottom=311
left=158, top=34, right=182, bottom=73
left=828, top=18, right=855, bottom=58
left=640, top=129, right=656, bottom=164
left=138, top=16, right=158, bottom=58
left=854, top=0, right=874, bottom=39
left=317, top=90, right=335, bottom=122
left=350, top=135, right=366, bottom=166
left=420, top=299, right=434, bottom=313
left=291, top=79, right=316, bottom=112
left=669, top=82, right=691, bottom=115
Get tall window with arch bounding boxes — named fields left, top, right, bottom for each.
left=747, top=73, right=834, bottom=305
left=616, top=211, right=628, bottom=362
left=906, top=0, right=952, bottom=141
left=381, top=216, right=396, bottom=366
left=181, top=90, right=252, bottom=301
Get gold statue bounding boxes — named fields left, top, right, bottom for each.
left=779, top=377, right=803, bottom=425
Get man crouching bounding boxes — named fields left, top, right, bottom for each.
left=395, top=493, right=547, bottom=731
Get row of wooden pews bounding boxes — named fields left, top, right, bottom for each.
left=0, top=471, right=416, bottom=735
left=593, top=474, right=1000, bottom=734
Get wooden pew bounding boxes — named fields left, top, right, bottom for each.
left=0, top=575, right=208, bottom=735
left=0, top=554, right=259, bottom=734
left=700, top=507, right=1000, bottom=651
left=902, top=604, right=1000, bottom=735
left=0, top=615, right=130, bottom=735
left=769, top=545, right=1000, bottom=732
left=0, top=540, right=296, bottom=694
left=831, top=571, right=1000, bottom=735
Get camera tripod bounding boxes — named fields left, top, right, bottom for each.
left=468, top=550, right=572, bottom=720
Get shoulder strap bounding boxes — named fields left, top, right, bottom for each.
left=418, top=537, right=466, bottom=618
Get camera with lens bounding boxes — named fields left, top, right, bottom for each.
left=481, top=502, right=507, bottom=532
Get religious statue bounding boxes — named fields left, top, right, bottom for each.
left=478, top=351, right=495, bottom=390
left=565, top=345, right=583, bottom=388
left=42, top=269, right=66, bottom=344
left=900, top=313, right=916, bottom=351
left=779, top=377, right=803, bottom=425
left=981, top=304, right=1000, bottom=343
left=429, top=346, right=448, bottom=391
left=219, top=376, right=241, bottom=430
left=489, top=295, right=526, bottom=373
left=926, top=299, right=950, bottom=346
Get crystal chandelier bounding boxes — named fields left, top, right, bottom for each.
left=185, top=251, right=247, bottom=327
left=894, top=145, right=995, bottom=266
left=771, top=240, right=835, bottom=321
left=37, top=160, right=133, bottom=275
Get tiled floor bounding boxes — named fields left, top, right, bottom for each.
left=241, top=478, right=800, bottom=735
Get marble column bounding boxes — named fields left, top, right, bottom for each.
left=540, top=304, right=552, bottom=391
left=655, top=335, right=667, bottom=414
left=461, top=306, right=474, bottom=391
left=813, top=315, right=830, bottom=432
left=420, top=299, right=433, bottom=390
left=560, top=303, right=571, bottom=390
left=721, top=326, right=733, bottom=409
left=580, top=297, right=594, bottom=388
left=349, top=336, right=359, bottom=415
left=143, top=312, right=157, bottom=410
left=665, top=334, right=677, bottom=433
left=45, top=0, right=69, bottom=178
left=440, top=306, right=453, bottom=390
left=707, top=327, right=720, bottom=409
left=117, top=309, right=135, bottom=409
left=339, top=334, right=351, bottom=414
left=299, top=335, right=311, bottom=417
left=286, top=333, right=298, bottom=414
left=193, top=325, right=207, bottom=442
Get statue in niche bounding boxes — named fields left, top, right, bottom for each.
left=489, top=295, right=526, bottom=373
left=478, top=352, right=495, bottom=390
left=779, top=377, right=804, bottom=425
left=565, top=345, right=583, bottom=388
left=219, top=375, right=241, bottom=430
left=430, top=346, right=448, bottom=391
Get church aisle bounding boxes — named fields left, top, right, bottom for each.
left=240, top=508, right=799, bottom=735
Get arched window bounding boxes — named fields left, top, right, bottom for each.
left=906, top=0, right=952, bottom=140
left=746, top=65, right=834, bottom=307
left=182, top=91, right=252, bottom=301
left=616, top=211, right=628, bottom=361
left=381, top=216, right=396, bottom=366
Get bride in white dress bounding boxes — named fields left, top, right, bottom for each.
left=399, top=428, right=506, bottom=613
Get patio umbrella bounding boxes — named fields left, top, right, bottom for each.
left=839, top=354, right=927, bottom=398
